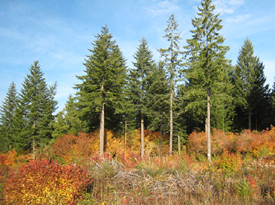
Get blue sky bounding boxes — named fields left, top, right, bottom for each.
left=0, top=0, right=274, bottom=113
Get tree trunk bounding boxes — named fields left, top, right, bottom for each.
left=125, top=120, right=127, bottom=158
left=32, top=121, right=36, bottom=160
left=33, top=139, right=35, bottom=160
left=178, top=134, right=181, bottom=154
left=100, top=102, right=105, bottom=156
left=160, top=123, right=163, bottom=155
left=141, top=113, right=144, bottom=159
left=207, top=87, right=211, bottom=162
left=169, top=86, right=173, bottom=156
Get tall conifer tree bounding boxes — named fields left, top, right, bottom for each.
left=158, top=14, right=182, bottom=156
left=13, top=61, right=57, bottom=155
left=233, top=38, right=270, bottom=131
left=183, top=0, right=233, bottom=161
left=75, top=25, right=127, bottom=156
left=146, top=62, right=170, bottom=153
left=0, top=82, right=18, bottom=152
left=128, top=37, right=155, bottom=159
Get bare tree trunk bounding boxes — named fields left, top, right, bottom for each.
left=160, top=123, right=162, bottom=155
left=207, top=87, right=211, bottom=162
left=32, top=121, right=36, bottom=160
left=205, top=117, right=208, bottom=134
left=125, top=120, right=127, bottom=158
left=178, top=134, right=181, bottom=154
left=169, top=86, right=173, bottom=156
left=141, top=113, right=144, bottom=159
left=100, top=102, right=105, bottom=156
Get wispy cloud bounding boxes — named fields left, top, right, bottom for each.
left=226, top=14, right=251, bottom=23
left=147, top=0, right=180, bottom=17
left=213, top=0, right=244, bottom=15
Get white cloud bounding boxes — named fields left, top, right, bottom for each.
left=147, top=0, right=180, bottom=17
left=213, top=0, right=244, bottom=15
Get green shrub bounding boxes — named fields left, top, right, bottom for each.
left=236, top=177, right=254, bottom=198
left=4, top=160, right=92, bottom=204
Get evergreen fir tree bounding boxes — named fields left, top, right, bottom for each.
left=13, top=61, right=57, bottom=155
left=233, top=38, right=270, bottom=131
left=0, top=82, right=18, bottom=152
left=51, top=110, right=68, bottom=140
left=182, top=0, right=234, bottom=161
left=51, top=94, right=85, bottom=140
left=75, top=25, right=127, bottom=156
left=146, top=61, right=170, bottom=153
left=174, top=84, right=189, bottom=153
left=128, top=37, right=155, bottom=159
left=158, top=14, right=182, bottom=156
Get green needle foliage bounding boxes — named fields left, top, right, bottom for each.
left=51, top=94, right=84, bottom=140
left=146, top=61, right=170, bottom=152
left=75, top=25, right=127, bottom=155
left=158, top=14, right=182, bottom=156
left=233, top=38, right=270, bottom=131
left=182, top=0, right=234, bottom=161
left=13, top=61, right=57, bottom=154
left=128, top=37, right=155, bottom=159
left=146, top=61, right=169, bottom=131
left=0, top=82, right=18, bottom=152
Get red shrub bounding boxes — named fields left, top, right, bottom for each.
left=4, top=160, right=92, bottom=205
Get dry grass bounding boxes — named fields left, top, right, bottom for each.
left=77, top=154, right=275, bottom=205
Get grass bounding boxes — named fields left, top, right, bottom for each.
left=73, top=153, right=275, bottom=205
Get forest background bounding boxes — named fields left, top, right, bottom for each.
left=1, top=0, right=275, bottom=155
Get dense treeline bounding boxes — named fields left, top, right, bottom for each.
left=0, top=0, right=274, bottom=160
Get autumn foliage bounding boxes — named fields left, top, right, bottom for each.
left=215, top=152, right=242, bottom=174
left=51, top=129, right=169, bottom=164
left=3, top=160, right=92, bottom=205
left=0, top=149, right=31, bottom=168
left=188, top=126, right=275, bottom=158
left=1, top=127, right=275, bottom=204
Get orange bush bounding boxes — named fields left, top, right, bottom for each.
left=128, top=128, right=169, bottom=155
left=4, top=160, right=92, bottom=205
left=52, top=132, right=98, bottom=163
left=215, top=152, right=242, bottom=174
left=188, top=127, right=275, bottom=158
left=235, top=128, right=275, bottom=157
left=0, top=149, right=32, bottom=168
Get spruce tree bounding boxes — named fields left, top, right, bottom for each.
left=128, top=37, right=155, bottom=159
left=51, top=95, right=84, bottom=140
left=174, top=83, right=190, bottom=153
left=233, top=38, right=270, bottom=131
left=158, top=14, right=182, bottom=156
left=0, top=82, right=18, bottom=152
left=75, top=25, right=127, bottom=156
left=13, top=61, right=57, bottom=155
left=146, top=61, right=170, bottom=153
left=51, top=110, right=68, bottom=140
left=183, top=0, right=234, bottom=161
